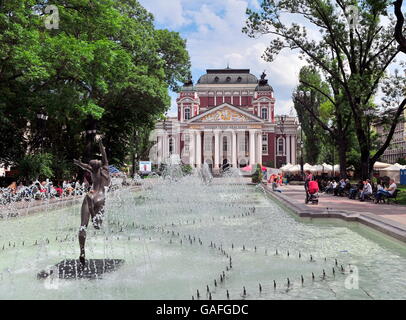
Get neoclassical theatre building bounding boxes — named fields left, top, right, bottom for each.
left=153, top=67, right=298, bottom=171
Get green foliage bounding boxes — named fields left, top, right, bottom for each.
left=181, top=164, right=193, bottom=175
left=0, top=0, right=191, bottom=174
left=293, top=66, right=328, bottom=164
left=397, top=158, right=406, bottom=165
left=18, top=153, right=54, bottom=181
left=245, top=0, right=404, bottom=179
left=252, top=164, right=263, bottom=184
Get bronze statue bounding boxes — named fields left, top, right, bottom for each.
left=74, top=141, right=111, bottom=265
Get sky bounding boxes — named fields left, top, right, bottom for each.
left=138, top=0, right=404, bottom=117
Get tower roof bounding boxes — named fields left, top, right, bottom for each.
left=197, top=68, right=258, bottom=84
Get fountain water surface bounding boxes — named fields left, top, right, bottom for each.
left=0, top=166, right=405, bottom=299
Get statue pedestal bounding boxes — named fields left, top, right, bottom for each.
left=37, top=259, right=124, bottom=280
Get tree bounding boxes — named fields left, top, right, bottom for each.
left=293, top=66, right=353, bottom=178
left=0, top=0, right=191, bottom=178
left=394, top=0, right=406, bottom=52
left=293, top=67, right=325, bottom=164
left=244, top=0, right=406, bottom=178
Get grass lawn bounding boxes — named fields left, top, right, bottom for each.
left=397, top=186, right=406, bottom=205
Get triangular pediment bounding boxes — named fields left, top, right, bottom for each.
left=188, top=103, right=263, bottom=123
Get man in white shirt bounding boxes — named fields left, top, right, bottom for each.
left=359, top=179, right=372, bottom=201
left=375, top=179, right=397, bottom=203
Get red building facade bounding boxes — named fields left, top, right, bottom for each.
left=154, top=68, right=298, bottom=170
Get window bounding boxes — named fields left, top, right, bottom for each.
left=277, top=137, right=285, bottom=156
left=223, top=136, right=228, bottom=152
left=226, top=76, right=231, bottom=82
left=184, top=134, right=190, bottom=152
left=262, top=134, right=268, bottom=154
left=204, top=136, right=212, bottom=152
left=237, top=77, right=242, bottom=82
left=214, top=76, right=219, bottom=82
left=261, top=107, right=268, bottom=120
left=184, top=108, right=191, bottom=120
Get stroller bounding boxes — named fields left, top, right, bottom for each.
left=305, top=180, right=319, bottom=204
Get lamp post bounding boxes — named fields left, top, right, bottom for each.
left=278, top=115, right=287, bottom=168
left=298, top=124, right=304, bottom=178
left=36, top=109, right=48, bottom=151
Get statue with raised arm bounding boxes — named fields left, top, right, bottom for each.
left=74, top=140, right=111, bottom=265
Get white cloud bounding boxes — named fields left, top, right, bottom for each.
left=139, top=0, right=188, bottom=28
left=140, top=0, right=312, bottom=115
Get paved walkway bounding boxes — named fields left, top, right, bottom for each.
left=267, top=184, right=406, bottom=227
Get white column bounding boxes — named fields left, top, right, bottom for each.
left=163, top=132, right=168, bottom=163
left=214, top=130, right=220, bottom=169
left=291, top=135, right=296, bottom=165
left=286, top=135, right=291, bottom=164
left=249, top=130, right=256, bottom=165
left=286, top=134, right=292, bottom=163
left=257, top=131, right=263, bottom=164
left=232, top=131, right=237, bottom=168
left=189, top=130, right=195, bottom=167
left=157, top=135, right=162, bottom=165
left=196, top=130, right=202, bottom=168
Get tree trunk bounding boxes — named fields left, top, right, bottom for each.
left=337, top=138, right=348, bottom=179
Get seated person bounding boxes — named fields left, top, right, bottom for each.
left=375, top=179, right=397, bottom=203
left=331, top=180, right=338, bottom=195
left=325, top=180, right=333, bottom=194
left=348, top=180, right=362, bottom=199
left=343, top=179, right=352, bottom=195
left=359, top=179, right=372, bottom=201
left=335, top=179, right=346, bottom=196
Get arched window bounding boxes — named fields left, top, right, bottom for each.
left=169, top=137, right=174, bottom=155
left=261, top=107, right=268, bottom=120
left=223, top=136, right=228, bottom=152
left=184, top=108, right=191, bottom=120
left=277, top=137, right=285, bottom=156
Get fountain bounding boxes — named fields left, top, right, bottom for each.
left=0, top=162, right=405, bottom=299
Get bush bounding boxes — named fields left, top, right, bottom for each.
left=181, top=164, right=193, bottom=175
left=18, top=153, right=54, bottom=181
left=252, top=164, right=263, bottom=184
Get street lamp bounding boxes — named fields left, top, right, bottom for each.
left=36, top=109, right=48, bottom=151
left=298, top=124, right=304, bottom=177
left=278, top=115, right=287, bottom=168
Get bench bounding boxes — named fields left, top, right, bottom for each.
left=376, top=189, right=400, bottom=204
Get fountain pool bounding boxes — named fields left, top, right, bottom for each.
left=0, top=174, right=405, bottom=300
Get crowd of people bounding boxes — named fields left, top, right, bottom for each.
left=317, top=176, right=398, bottom=203
left=272, top=170, right=399, bottom=204
left=0, top=179, right=90, bottom=205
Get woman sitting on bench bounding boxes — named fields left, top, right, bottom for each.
left=375, top=179, right=397, bottom=203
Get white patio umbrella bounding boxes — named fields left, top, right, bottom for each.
left=288, top=164, right=301, bottom=174
left=379, top=163, right=406, bottom=182
left=322, top=163, right=333, bottom=173
left=303, top=163, right=313, bottom=172
left=332, top=164, right=340, bottom=175
left=373, top=161, right=392, bottom=170
left=310, top=164, right=324, bottom=174
left=280, top=163, right=293, bottom=172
